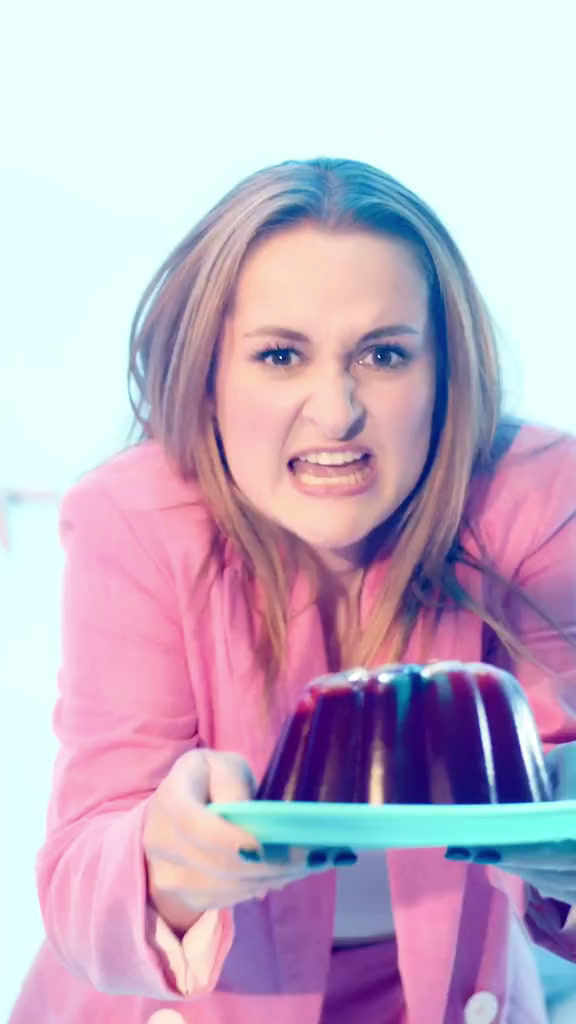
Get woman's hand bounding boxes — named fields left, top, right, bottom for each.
left=446, top=741, right=576, bottom=905
left=143, top=748, right=336, bottom=932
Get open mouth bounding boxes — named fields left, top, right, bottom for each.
left=288, top=452, right=374, bottom=488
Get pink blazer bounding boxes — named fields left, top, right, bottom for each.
left=9, top=422, right=576, bottom=1024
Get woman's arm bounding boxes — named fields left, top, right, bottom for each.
left=36, top=477, right=234, bottom=998
left=485, top=460, right=576, bottom=961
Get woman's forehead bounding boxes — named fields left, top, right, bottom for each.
left=230, top=229, right=430, bottom=324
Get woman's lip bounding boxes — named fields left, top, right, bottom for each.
left=289, top=444, right=373, bottom=461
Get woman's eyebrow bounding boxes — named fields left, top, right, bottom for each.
left=243, top=324, right=420, bottom=343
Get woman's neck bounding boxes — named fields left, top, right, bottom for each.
left=315, top=568, right=365, bottom=672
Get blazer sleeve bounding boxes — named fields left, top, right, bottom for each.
left=35, top=478, right=235, bottom=999
left=484, top=445, right=576, bottom=962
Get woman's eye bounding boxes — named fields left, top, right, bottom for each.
left=358, top=345, right=409, bottom=369
left=256, top=346, right=300, bottom=367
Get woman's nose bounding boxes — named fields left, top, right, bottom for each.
left=302, top=370, right=364, bottom=439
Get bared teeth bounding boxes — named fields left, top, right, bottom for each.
left=298, top=451, right=368, bottom=466
left=291, top=454, right=371, bottom=481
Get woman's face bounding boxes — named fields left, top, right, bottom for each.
left=215, top=224, right=436, bottom=572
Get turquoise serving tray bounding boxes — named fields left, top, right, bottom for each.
left=208, top=799, right=576, bottom=849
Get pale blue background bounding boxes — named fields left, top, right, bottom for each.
left=1, top=1, right=575, bottom=1019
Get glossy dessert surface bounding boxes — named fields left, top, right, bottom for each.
left=256, top=662, right=553, bottom=804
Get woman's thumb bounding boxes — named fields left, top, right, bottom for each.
left=205, top=750, right=257, bottom=803
left=545, top=741, right=576, bottom=800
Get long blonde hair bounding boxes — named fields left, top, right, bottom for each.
left=126, top=157, right=572, bottom=695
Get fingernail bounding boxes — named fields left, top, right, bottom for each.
left=445, top=847, right=471, bottom=860
left=262, top=844, right=290, bottom=864
left=307, top=849, right=329, bottom=867
left=472, top=849, right=502, bottom=864
left=333, top=849, right=358, bottom=866
left=238, top=848, right=262, bottom=862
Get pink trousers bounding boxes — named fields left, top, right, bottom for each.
left=321, top=939, right=406, bottom=1024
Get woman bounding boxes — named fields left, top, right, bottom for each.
left=10, top=158, right=576, bottom=1023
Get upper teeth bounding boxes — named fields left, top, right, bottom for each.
left=298, top=451, right=367, bottom=466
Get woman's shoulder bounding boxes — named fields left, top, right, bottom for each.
left=58, top=440, right=219, bottom=565
left=61, top=439, right=207, bottom=512
left=466, top=418, right=576, bottom=567
left=483, top=417, right=576, bottom=496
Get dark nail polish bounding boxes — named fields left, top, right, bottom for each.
left=473, top=849, right=502, bottom=864
left=307, top=849, right=329, bottom=867
left=333, top=849, right=358, bottom=866
left=262, top=844, right=290, bottom=864
left=238, top=848, right=262, bottom=862
left=445, top=847, right=471, bottom=860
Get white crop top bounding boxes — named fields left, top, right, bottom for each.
left=332, top=849, right=396, bottom=941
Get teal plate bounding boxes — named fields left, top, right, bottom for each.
left=208, top=799, right=576, bottom=849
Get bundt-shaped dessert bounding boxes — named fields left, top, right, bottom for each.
left=256, top=662, right=553, bottom=804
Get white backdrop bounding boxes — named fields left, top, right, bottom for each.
left=1, top=1, right=575, bottom=1018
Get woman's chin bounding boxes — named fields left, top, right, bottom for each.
left=294, top=532, right=370, bottom=570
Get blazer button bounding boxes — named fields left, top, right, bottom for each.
left=463, top=991, right=499, bottom=1023
left=146, top=1012, right=186, bottom=1023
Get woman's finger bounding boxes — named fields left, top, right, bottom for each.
left=545, top=741, right=576, bottom=799
left=496, top=867, right=576, bottom=901
left=489, top=840, right=576, bottom=868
